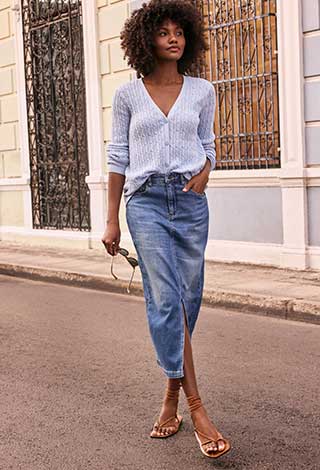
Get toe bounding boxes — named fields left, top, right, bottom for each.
left=217, top=439, right=226, bottom=452
left=151, top=419, right=180, bottom=437
left=205, top=442, right=218, bottom=453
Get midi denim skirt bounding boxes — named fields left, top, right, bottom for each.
left=126, top=172, right=209, bottom=379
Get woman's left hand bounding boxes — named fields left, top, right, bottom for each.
left=182, top=158, right=211, bottom=194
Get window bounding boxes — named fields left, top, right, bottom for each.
left=21, top=0, right=91, bottom=230
left=195, top=0, right=280, bottom=169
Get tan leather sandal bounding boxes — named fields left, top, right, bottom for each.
left=150, top=386, right=183, bottom=438
left=187, top=395, right=231, bottom=459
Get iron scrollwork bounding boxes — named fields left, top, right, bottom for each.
left=21, top=0, right=91, bottom=230
left=194, top=0, right=280, bottom=170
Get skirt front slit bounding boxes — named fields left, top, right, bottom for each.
left=125, top=173, right=209, bottom=379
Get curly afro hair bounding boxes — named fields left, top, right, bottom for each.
left=120, top=0, right=208, bottom=78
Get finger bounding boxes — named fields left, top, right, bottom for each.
left=107, top=243, right=115, bottom=256
left=102, top=241, right=116, bottom=256
left=113, top=241, right=121, bottom=256
left=182, top=181, right=193, bottom=192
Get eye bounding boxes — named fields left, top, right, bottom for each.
left=159, top=31, right=166, bottom=36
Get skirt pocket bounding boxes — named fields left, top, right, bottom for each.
left=189, top=188, right=206, bottom=198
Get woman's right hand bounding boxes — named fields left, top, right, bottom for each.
left=101, top=221, right=121, bottom=256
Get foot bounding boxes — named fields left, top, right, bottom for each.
left=150, top=387, right=182, bottom=437
left=191, top=405, right=228, bottom=455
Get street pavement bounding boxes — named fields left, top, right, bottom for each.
left=0, top=274, right=319, bottom=470
left=1, top=242, right=320, bottom=324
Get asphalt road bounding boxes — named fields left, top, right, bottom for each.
left=0, top=275, right=319, bottom=470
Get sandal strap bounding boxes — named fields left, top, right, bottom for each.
left=194, top=427, right=225, bottom=445
left=165, top=381, right=182, bottom=400
left=166, top=388, right=180, bottom=400
left=186, top=394, right=203, bottom=413
left=155, top=413, right=180, bottom=429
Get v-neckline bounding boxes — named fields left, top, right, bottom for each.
left=139, top=75, right=186, bottom=120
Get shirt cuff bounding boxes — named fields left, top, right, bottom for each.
left=206, top=156, right=216, bottom=171
left=107, top=163, right=127, bottom=175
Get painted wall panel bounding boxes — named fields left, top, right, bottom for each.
left=308, top=187, right=320, bottom=246
left=0, top=0, right=18, bottom=170
left=0, top=191, right=24, bottom=226
left=302, top=0, right=320, bottom=32
left=304, top=81, right=320, bottom=122
left=304, top=35, right=320, bottom=77
left=207, top=187, right=283, bottom=244
left=129, top=0, right=144, bottom=11
left=305, top=126, right=320, bottom=164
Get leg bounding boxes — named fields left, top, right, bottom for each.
left=150, top=378, right=182, bottom=437
left=180, top=303, right=228, bottom=454
left=150, top=370, right=183, bottom=437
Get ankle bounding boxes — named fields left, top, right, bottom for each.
left=186, top=394, right=203, bottom=414
left=166, top=385, right=180, bottom=399
left=163, top=396, right=179, bottom=409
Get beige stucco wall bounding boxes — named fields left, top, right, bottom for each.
left=0, top=190, right=24, bottom=226
left=1, top=0, right=134, bottom=237
left=0, top=0, right=24, bottom=226
left=98, top=0, right=134, bottom=233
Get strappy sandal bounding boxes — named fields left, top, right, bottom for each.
left=150, top=385, right=183, bottom=438
left=187, top=395, right=231, bottom=459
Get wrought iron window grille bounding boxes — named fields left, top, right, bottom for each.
left=194, top=0, right=280, bottom=170
left=21, top=0, right=91, bottom=230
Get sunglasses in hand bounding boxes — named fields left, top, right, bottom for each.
left=110, top=246, right=139, bottom=294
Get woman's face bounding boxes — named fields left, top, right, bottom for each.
left=152, top=19, right=186, bottom=63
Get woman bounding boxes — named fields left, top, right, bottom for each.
left=102, top=0, right=231, bottom=459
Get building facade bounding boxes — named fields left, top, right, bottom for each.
left=0, top=0, right=319, bottom=270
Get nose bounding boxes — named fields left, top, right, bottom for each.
left=168, top=34, right=178, bottom=44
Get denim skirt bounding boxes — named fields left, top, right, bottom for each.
left=126, top=172, right=209, bottom=379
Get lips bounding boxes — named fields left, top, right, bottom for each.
left=167, top=46, right=180, bottom=51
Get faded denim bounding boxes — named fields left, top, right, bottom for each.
left=126, top=173, right=209, bottom=379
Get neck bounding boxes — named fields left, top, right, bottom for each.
left=145, top=62, right=182, bottom=85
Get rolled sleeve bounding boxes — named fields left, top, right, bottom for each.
left=107, top=87, right=130, bottom=175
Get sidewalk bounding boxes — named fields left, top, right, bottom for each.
left=0, top=241, right=319, bottom=325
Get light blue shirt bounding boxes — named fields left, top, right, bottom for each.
left=107, top=75, right=216, bottom=205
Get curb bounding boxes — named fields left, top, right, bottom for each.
left=0, top=263, right=319, bottom=326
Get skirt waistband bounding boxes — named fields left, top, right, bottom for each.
left=146, top=173, right=187, bottom=186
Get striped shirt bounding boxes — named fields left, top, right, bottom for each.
left=107, top=75, right=216, bottom=205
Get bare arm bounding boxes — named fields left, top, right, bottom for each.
left=107, top=172, right=125, bottom=224
left=102, top=87, right=130, bottom=256
left=101, top=173, right=125, bottom=256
